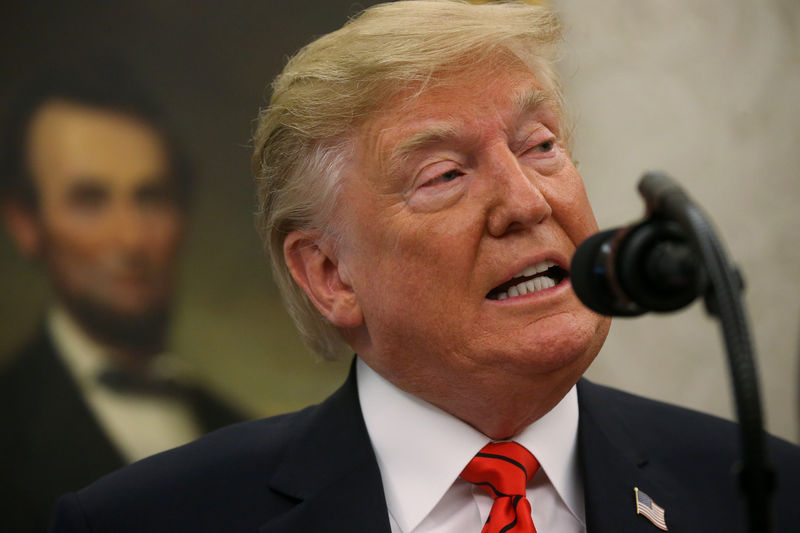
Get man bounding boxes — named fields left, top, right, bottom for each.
left=0, top=60, right=244, bottom=532
left=48, top=2, right=800, bottom=532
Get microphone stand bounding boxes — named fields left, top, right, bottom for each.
left=636, top=172, right=774, bottom=533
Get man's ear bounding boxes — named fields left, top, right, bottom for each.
left=283, top=230, right=363, bottom=329
left=2, top=200, right=42, bottom=259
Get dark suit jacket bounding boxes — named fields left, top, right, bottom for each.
left=47, top=364, right=800, bottom=532
left=0, top=330, right=245, bottom=533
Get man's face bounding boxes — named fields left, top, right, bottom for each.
left=25, top=101, right=183, bottom=337
left=334, top=63, right=610, bottom=391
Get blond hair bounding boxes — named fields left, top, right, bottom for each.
left=253, top=0, right=563, bottom=360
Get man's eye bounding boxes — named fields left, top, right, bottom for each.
left=136, top=184, right=174, bottom=207
left=532, top=139, right=555, bottom=153
left=67, top=183, right=108, bottom=211
left=439, top=169, right=462, bottom=182
left=422, top=169, right=463, bottom=188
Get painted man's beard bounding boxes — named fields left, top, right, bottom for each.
left=59, top=289, right=171, bottom=356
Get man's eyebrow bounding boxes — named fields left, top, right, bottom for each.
left=66, top=177, right=106, bottom=193
left=386, top=87, right=557, bottom=174
left=512, top=87, right=556, bottom=118
left=388, top=122, right=461, bottom=174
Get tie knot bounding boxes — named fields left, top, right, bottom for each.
left=460, top=441, right=539, bottom=498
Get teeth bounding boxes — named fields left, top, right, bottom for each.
left=520, top=260, right=554, bottom=278
left=494, top=260, right=559, bottom=300
left=533, top=277, right=543, bottom=292
left=500, top=275, right=557, bottom=299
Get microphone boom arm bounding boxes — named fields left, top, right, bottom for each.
left=637, top=172, right=774, bottom=533
left=574, top=171, right=775, bottom=532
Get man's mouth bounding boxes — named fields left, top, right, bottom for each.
left=486, top=260, right=568, bottom=300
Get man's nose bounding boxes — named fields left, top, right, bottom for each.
left=110, top=203, right=149, bottom=251
left=485, top=146, right=552, bottom=237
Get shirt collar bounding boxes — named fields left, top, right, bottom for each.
left=47, top=305, right=182, bottom=388
left=356, top=358, right=583, bottom=532
left=514, top=382, right=585, bottom=525
left=48, top=304, right=110, bottom=387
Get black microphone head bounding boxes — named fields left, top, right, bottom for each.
left=571, top=228, right=646, bottom=317
left=616, top=220, right=703, bottom=312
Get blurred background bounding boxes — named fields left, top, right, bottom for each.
left=1, top=0, right=797, bottom=443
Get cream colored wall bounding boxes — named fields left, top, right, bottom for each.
left=554, top=0, right=800, bottom=443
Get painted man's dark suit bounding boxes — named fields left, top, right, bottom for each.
left=47, top=362, right=800, bottom=532
left=0, top=330, right=245, bottom=533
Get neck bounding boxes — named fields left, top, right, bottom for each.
left=364, top=354, right=588, bottom=440
left=424, top=369, right=582, bottom=439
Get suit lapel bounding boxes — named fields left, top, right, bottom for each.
left=2, top=330, right=125, bottom=528
left=577, top=380, right=689, bottom=533
left=28, top=332, right=126, bottom=475
left=260, top=362, right=391, bottom=533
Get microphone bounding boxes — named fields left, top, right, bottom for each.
left=570, top=177, right=706, bottom=317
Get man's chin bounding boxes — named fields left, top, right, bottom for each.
left=485, top=317, right=609, bottom=379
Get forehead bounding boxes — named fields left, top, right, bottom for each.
left=353, top=64, right=559, bottom=173
left=26, top=100, right=170, bottom=193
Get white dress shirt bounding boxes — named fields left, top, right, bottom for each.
left=357, top=358, right=585, bottom=533
left=49, top=305, right=204, bottom=462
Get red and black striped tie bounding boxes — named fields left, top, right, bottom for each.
left=460, top=441, right=539, bottom=533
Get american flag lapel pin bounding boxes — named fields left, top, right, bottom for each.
left=634, top=487, right=668, bottom=531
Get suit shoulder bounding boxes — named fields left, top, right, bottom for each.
left=577, top=379, right=800, bottom=469
left=580, top=378, right=739, bottom=430
left=0, top=332, right=51, bottom=388
left=0, top=333, right=62, bottom=429
left=50, top=367, right=368, bottom=531
left=99, top=405, right=314, bottom=485
left=76, top=404, right=316, bottom=498
left=49, top=404, right=325, bottom=532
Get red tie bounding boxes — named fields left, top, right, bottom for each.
left=460, top=442, right=539, bottom=533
